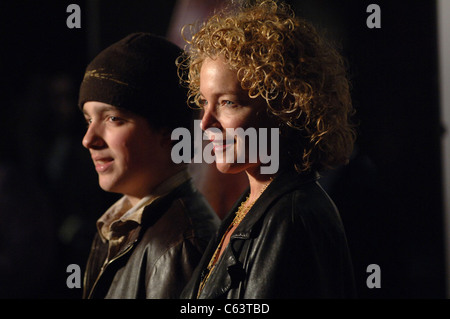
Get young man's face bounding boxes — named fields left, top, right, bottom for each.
left=82, top=101, right=169, bottom=203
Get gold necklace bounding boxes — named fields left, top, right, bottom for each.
left=196, top=177, right=273, bottom=298
left=232, top=178, right=272, bottom=226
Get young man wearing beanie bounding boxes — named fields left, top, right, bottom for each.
left=78, top=33, right=219, bottom=299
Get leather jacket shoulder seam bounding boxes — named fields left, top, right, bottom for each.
left=148, top=236, right=200, bottom=270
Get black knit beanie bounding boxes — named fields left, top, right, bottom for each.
left=78, top=32, right=191, bottom=132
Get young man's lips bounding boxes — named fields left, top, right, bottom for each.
left=92, top=157, right=114, bottom=173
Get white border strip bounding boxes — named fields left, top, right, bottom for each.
left=438, top=0, right=450, bottom=298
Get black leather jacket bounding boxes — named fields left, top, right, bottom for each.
left=83, top=180, right=220, bottom=299
left=181, top=169, right=356, bottom=299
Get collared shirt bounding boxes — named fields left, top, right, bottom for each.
left=96, top=169, right=191, bottom=260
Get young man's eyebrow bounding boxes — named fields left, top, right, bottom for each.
left=83, top=105, right=120, bottom=116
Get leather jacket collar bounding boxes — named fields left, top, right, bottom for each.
left=191, top=169, right=322, bottom=299
left=225, top=169, right=319, bottom=240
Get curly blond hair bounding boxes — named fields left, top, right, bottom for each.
left=177, top=0, right=356, bottom=172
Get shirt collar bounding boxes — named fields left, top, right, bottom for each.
left=96, top=168, right=191, bottom=242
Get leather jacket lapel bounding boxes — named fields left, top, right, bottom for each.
left=197, top=237, right=247, bottom=299
left=234, top=169, right=319, bottom=237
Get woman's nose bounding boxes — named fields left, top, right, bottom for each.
left=201, top=107, right=220, bottom=131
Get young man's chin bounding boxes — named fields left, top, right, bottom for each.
left=98, top=184, right=112, bottom=193
left=98, top=177, right=118, bottom=193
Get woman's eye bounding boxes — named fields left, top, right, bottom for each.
left=198, top=99, right=208, bottom=108
left=222, top=100, right=236, bottom=107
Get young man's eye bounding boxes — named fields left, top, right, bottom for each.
left=108, top=116, right=124, bottom=124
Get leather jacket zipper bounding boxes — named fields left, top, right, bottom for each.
left=85, top=241, right=136, bottom=299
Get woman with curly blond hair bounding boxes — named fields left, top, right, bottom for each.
left=179, top=0, right=356, bottom=298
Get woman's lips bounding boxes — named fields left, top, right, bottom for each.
left=212, top=140, right=235, bottom=152
left=204, top=130, right=236, bottom=152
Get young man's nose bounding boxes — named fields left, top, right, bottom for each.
left=82, top=124, right=105, bottom=149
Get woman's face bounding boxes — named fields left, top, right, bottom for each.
left=199, top=56, right=273, bottom=175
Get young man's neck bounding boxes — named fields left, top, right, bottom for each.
left=125, top=165, right=188, bottom=207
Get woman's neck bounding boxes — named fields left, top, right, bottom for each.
left=245, top=167, right=277, bottom=203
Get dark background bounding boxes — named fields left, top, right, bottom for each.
left=0, top=0, right=445, bottom=298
